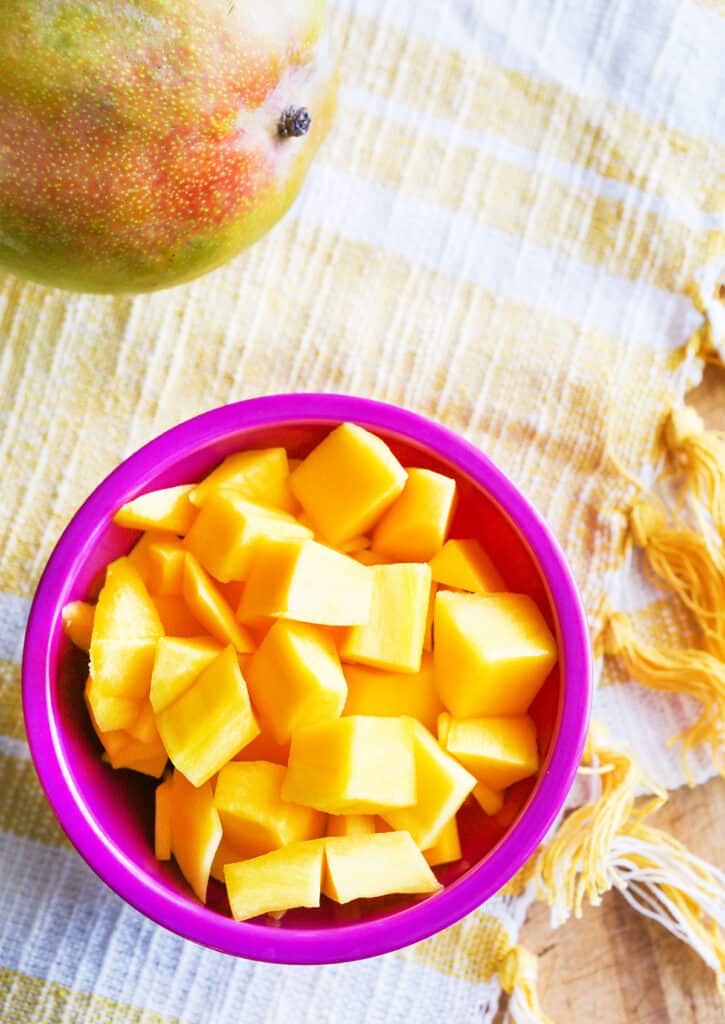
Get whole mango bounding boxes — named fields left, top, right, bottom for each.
left=0, top=1, right=336, bottom=293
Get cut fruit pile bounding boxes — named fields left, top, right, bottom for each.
left=63, top=422, right=558, bottom=921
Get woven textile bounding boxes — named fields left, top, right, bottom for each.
left=2, top=0, right=724, bottom=1020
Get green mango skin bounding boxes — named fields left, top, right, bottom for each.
left=0, top=0, right=336, bottom=293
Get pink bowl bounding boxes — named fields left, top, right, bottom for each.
left=22, top=393, right=591, bottom=964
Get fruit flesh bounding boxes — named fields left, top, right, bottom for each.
left=281, top=716, right=417, bottom=814
left=433, top=590, right=557, bottom=717
left=0, top=0, right=336, bottom=293
left=322, top=832, right=440, bottom=903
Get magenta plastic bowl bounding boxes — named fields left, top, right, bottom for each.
left=22, top=393, right=591, bottom=964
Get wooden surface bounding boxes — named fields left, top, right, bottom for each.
left=501, top=363, right=725, bottom=1024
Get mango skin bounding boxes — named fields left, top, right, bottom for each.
left=0, top=0, right=336, bottom=293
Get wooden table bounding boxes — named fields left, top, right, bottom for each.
left=504, top=364, right=725, bottom=1023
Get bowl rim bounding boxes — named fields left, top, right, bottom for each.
left=22, top=392, right=592, bottom=964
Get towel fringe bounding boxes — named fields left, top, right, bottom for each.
left=627, top=497, right=725, bottom=658
left=498, top=945, right=557, bottom=1024
left=601, top=611, right=725, bottom=783
left=664, top=405, right=725, bottom=547
left=531, top=723, right=725, bottom=992
left=532, top=721, right=666, bottom=927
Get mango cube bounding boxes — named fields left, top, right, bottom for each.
left=184, top=492, right=311, bottom=582
left=126, top=699, right=162, bottom=745
left=190, top=448, right=296, bottom=513
left=182, top=553, right=255, bottom=652
left=62, top=600, right=95, bottom=651
left=113, top=485, right=197, bottom=535
left=146, top=539, right=187, bottom=595
left=238, top=538, right=373, bottom=627
left=429, top=539, right=505, bottom=593
left=372, top=468, right=456, bottom=562
left=214, top=761, right=326, bottom=858
left=170, top=769, right=222, bottom=903
left=225, top=839, right=325, bottom=921
left=322, top=831, right=440, bottom=903
left=85, top=676, right=140, bottom=734
left=149, top=636, right=221, bottom=712
left=155, top=645, right=259, bottom=787
left=381, top=719, right=475, bottom=849
left=326, top=814, right=377, bottom=837
left=423, top=815, right=462, bottom=867
left=282, top=716, right=416, bottom=814
left=245, top=620, right=347, bottom=743
left=433, top=591, right=557, bottom=717
left=339, top=563, right=431, bottom=674
left=342, top=653, right=444, bottom=733
left=150, top=595, right=205, bottom=637
left=290, top=423, right=407, bottom=544
left=89, top=557, right=164, bottom=699
left=127, top=529, right=169, bottom=584
left=439, top=713, right=539, bottom=789
left=472, top=781, right=505, bottom=816
left=233, top=728, right=290, bottom=766
left=354, top=549, right=392, bottom=566
left=154, top=776, right=173, bottom=860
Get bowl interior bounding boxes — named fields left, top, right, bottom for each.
left=30, top=401, right=587, bottom=960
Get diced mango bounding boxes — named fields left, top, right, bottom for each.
left=429, top=539, right=505, bottom=593
left=85, top=676, right=141, bottom=732
left=182, top=553, right=255, bottom=652
left=190, top=448, right=296, bottom=513
left=381, top=719, right=475, bottom=849
left=245, top=620, right=347, bottom=744
left=214, top=761, right=326, bottom=858
left=184, top=492, right=312, bottom=583
left=423, top=815, right=462, bottom=867
left=62, top=600, right=95, bottom=651
left=225, top=839, right=325, bottom=921
left=238, top=538, right=373, bottom=627
left=150, top=595, right=205, bottom=637
left=290, top=423, right=407, bottom=544
left=472, top=781, right=505, bottom=816
left=103, top=731, right=168, bottom=776
left=233, top=728, right=290, bottom=766
left=335, top=534, right=371, bottom=554
left=325, top=814, right=377, bottom=837
left=126, top=700, right=162, bottom=745
left=89, top=557, right=164, bottom=699
left=127, top=530, right=169, bottom=584
left=210, top=835, right=247, bottom=883
left=155, top=645, right=259, bottom=787
left=439, top=713, right=539, bottom=789
left=322, top=832, right=440, bottom=903
left=339, top=563, right=431, bottom=674
left=146, top=539, right=187, bottom=595
left=170, top=769, right=222, bottom=903
left=423, top=582, right=436, bottom=651
left=149, top=636, right=222, bottom=712
left=354, top=549, right=393, bottom=566
left=282, top=716, right=416, bottom=814
left=217, top=579, right=245, bottom=608
left=372, top=468, right=456, bottom=562
left=114, top=485, right=197, bottom=535
left=433, top=591, right=557, bottom=717
left=342, top=653, right=444, bottom=733
left=155, top=776, right=173, bottom=860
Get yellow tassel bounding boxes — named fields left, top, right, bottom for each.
left=601, top=611, right=725, bottom=783
left=532, top=724, right=725, bottom=993
left=628, top=497, right=725, bottom=659
left=664, top=406, right=725, bottom=545
left=534, top=721, right=666, bottom=925
left=609, top=821, right=725, bottom=995
left=498, top=945, right=557, bottom=1024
